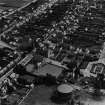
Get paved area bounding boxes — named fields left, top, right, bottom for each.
left=19, top=85, right=65, bottom=105
left=75, top=89, right=105, bottom=105
left=19, top=85, right=105, bottom=105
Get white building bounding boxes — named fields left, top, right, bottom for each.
left=81, top=58, right=105, bottom=77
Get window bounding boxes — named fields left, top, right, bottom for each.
left=90, top=63, right=105, bottom=74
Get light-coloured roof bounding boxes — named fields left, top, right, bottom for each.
left=57, top=84, right=73, bottom=93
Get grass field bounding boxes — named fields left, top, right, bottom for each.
left=33, top=63, right=63, bottom=78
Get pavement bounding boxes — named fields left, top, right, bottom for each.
left=19, top=85, right=65, bottom=105
left=19, top=84, right=105, bottom=105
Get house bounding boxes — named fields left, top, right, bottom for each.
left=81, top=58, right=105, bottom=77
